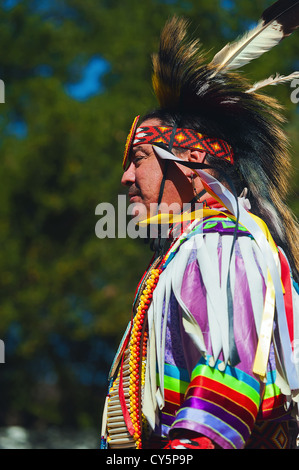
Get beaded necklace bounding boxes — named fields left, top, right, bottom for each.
left=126, top=221, right=196, bottom=448
left=128, top=265, right=162, bottom=448
left=107, top=215, right=198, bottom=449
left=106, top=256, right=164, bottom=449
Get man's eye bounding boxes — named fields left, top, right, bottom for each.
left=134, top=155, right=144, bottom=164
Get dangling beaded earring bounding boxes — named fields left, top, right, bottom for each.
left=190, top=173, right=204, bottom=201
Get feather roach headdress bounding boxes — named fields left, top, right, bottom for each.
left=137, top=0, right=299, bottom=280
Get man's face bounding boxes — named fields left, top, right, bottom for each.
left=121, top=141, right=163, bottom=220
left=121, top=119, right=195, bottom=221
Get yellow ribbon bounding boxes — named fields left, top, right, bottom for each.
left=137, top=208, right=236, bottom=226
left=250, top=213, right=280, bottom=382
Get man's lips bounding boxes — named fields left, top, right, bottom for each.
left=129, top=196, right=140, bottom=203
left=128, top=191, right=141, bottom=202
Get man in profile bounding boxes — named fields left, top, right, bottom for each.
left=101, top=7, right=299, bottom=450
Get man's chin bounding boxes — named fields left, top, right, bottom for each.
left=127, top=202, right=149, bottom=222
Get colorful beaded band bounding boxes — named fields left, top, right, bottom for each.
left=122, top=115, right=234, bottom=170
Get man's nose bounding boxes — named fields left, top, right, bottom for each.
left=121, top=162, right=135, bottom=186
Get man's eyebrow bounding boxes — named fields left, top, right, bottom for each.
left=130, top=145, right=151, bottom=158
left=132, top=145, right=147, bottom=153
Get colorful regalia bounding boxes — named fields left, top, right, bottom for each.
left=101, top=0, right=299, bottom=450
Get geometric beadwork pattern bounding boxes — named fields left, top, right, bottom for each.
left=133, top=125, right=234, bottom=164
left=245, top=421, right=290, bottom=449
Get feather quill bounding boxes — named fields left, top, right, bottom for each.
left=210, top=0, right=299, bottom=75
left=246, top=71, right=299, bottom=93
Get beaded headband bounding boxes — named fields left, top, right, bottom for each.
left=122, top=115, right=234, bottom=170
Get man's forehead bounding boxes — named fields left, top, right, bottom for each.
left=132, top=145, right=146, bottom=152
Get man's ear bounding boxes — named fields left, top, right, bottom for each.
left=184, top=150, right=207, bottom=179
left=189, top=150, right=206, bottom=164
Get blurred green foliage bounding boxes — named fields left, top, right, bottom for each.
left=0, top=0, right=298, bottom=432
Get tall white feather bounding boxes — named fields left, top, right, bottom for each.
left=246, top=71, right=299, bottom=93
left=210, top=19, right=284, bottom=75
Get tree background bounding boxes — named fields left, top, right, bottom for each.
left=0, top=0, right=298, bottom=444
